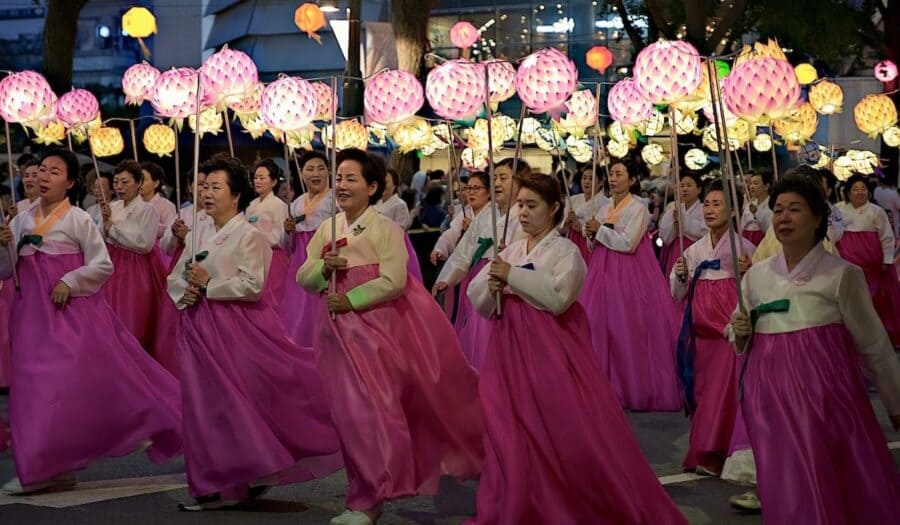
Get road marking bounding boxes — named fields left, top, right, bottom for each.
left=0, top=474, right=186, bottom=508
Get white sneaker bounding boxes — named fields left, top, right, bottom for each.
left=330, top=510, right=376, bottom=525
left=2, top=473, right=77, bottom=495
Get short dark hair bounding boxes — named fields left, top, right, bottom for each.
left=424, top=185, right=445, bottom=206
left=386, top=168, right=401, bottom=188
left=335, top=148, right=385, bottom=205
left=842, top=173, right=872, bottom=202
left=206, top=159, right=254, bottom=212
left=495, top=157, right=532, bottom=177
left=771, top=173, right=831, bottom=243
left=22, top=158, right=40, bottom=171
left=16, top=153, right=36, bottom=168
left=467, top=171, right=489, bottom=189
left=139, top=161, right=166, bottom=193
left=96, top=171, right=114, bottom=191
left=298, top=149, right=328, bottom=171
left=610, top=157, right=644, bottom=194
left=114, top=160, right=144, bottom=183
left=515, top=172, right=566, bottom=226
left=41, top=149, right=83, bottom=204
left=748, top=169, right=774, bottom=190
left=704, top=179, right=743, bottom=226
left=252, top=158, right=282, bottom=192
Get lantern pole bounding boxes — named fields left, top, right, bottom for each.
left=329, top=75, right=338, bottom=321
left=86, top=131, right=107, bottom=207
left=668, top=104, right=685, bottom=259
left=66, top=131, right=74, bottom=153
left=172, top=122, right=182, bottom=211
left=483, top=65, right=502, bottom=318
left=291, top=149, right=308, bottom=195
left=222, top=109, right=235, bottom=158
left=2, top=120, right=19, bottom=288
left=746, top=143, right=753, bottom=170
left=129, top=118, right=139, bottom=162
left=706, top=57, right=746, bottom=316
left=190, top=72, right=202, bottom=265
left=767, top=125, right=779, bottom=181
left=590, top=84, right=601, bottom=211
left=501, top=102, right=527, bottom=245
left=444, top=121, right=462, bottom=219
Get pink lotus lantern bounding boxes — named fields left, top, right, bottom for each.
left=450, top=21, right=480, bottom=49
left=723, top=57, right=801, bottom=123
left=312, top=81, right=337, bottom=121
left=426, top=60, right=485, bottom=121
left=607, top=79, right=652, bottom=126
left=633, top=40, right=702, bottom=105
left=515, top=48, right=577, bottom=114
left=364, top=69, right=424, bottom=125
left=260, top=76, right=318, bottom=132
left=227, top=81, right=262, bottom=116
left=151, top=67, right=204, bottom=120
left=564, top=89, right=597, bottom=128
left=874, top=60, right=898, bottom=83
left=122, top=61, right=160, bottom=106
left=486, top=60, right=516, bottom=105
left=56, top=88, right=100, bottom=128
left=199, top=44, right=259, bottom=110
left=0, top=70, right=57, bottom=129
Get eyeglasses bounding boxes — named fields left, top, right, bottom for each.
left=465, top=186, right=488, bottom=193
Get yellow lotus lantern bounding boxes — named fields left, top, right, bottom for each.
left=390, top=117, right=432, bottom=153
left=773, top=102, right=818, bottom=144
left=122, top=7, right=157, bottom=58
left=33, top=120, right=67, bottom=146
left=89, top=127, right=125, bottom=157
left=883, top=126, right=900, bottom=148
left=733, top=38, right=787, bottom=67
left=326, top=119, right=369, bottom=151
left=808, top=80, right=843, bottom=115
left=854, top=94, right=898, bottom=138
left=794, top=64, right=817, bottom=85
left=467, top=118, right=507, bottom=152
left=70, top=115, right=102, bottom=144
left=143, top=123, right=176, bottom=157
left=188, top=107, right=225, bottom=137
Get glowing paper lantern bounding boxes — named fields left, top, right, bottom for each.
left=294, top=3, right=327, bottom=43
left=640, top=109, right=666, bottom=136
left=808, top=80, right=843, bottom=115
left=854, top=94, right=898, bottom=137
left=607, top=121, right=633, bottom=144
left=143, top=123, right=176, bottom=157
left=883, top=126, right=900, bottom=148
left=390, top=117, right=433, bottom=153
left=673, top=108, right=696, bottom=135
left=33, top=120, right=66, bottom=145
left=326, top=119, right=368, bottom=151
left=874, top=60, right=898, bottom=83
left=467, top=118, right=506, bottom=151
left=773, top=102, right=818, bottom=144
left=121, top=6, right=157, bottom=58
left=461, top=147, right=488, bottom=170
left=122, top=61, right=160, bottom=106
left=312, top=82, right=337, bottom=121
left=607, top=79, right=652, bottom=126
left=486, top=61, right=516, bottom=105
left=89, top=127, right=125, bottom=157
left=847, top=149, right=878, bottom=174
left=564, top=90, right=598, bottom=129
left=368, top=122, right=389, bottom=146
left=151, top=67, right=204, bottom=120
left=702, top=124, right=744, bottom=152
left=0, top=70, right=57, bottom=129
left=723, top=57, right=801, bottom=123
left=607, top=139, right=630, bottom=158
left=426, top=60, right=485, bottom=121
left=260, top=76, right=319, bottom=132
left=641, top=143, right=665, bottom=166
left=832, top=155, right=853, bottom=180
left=515, top=48, right=578, bottom=114
left=684, top=148, right=709, bottom=170
left=450, top=21, right=480, bottom=49
left=56, top=88, right=100, bottom=128
left=734, top=39, right=787, bottom=67
left=228, top=82, right=262, bottom=116
left=520, top=117, right=540, bottom=144
left=566, top=136, right=592, bottom=162
left=188, top=107, right=224, bottom=136
left=200, top=44, right=259, bottom=110
left=586, top=46, right=614, bottom=74
left=794, top=63, right=817, bottom=85
left=535, top=127, right=558, bottom=152
left=753, top=133, right=773, bottom=152
left=366, top=69, right=424, bottom=125
left=633, top=40, right=702, bottom=105
left=70, top=116, right=101, bottom=144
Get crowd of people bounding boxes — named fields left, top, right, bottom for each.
left=0, top=145, right=898, bottom=525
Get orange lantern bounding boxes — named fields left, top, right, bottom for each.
left=294, top=3, right=327, bottom=44
left=585, top=46, right=614, bottom=74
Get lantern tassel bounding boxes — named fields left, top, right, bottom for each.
left=306, top=31, right=323, bottom=44
left=137, top=37, right=152, bottom=59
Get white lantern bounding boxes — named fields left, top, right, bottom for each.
left=753, top=133, right=773, bottom=152
left=684, top=148, right=709, bottom=170
left=607, top=139, right=630, bottom=158
left=641, top=143, right=665, bottom=166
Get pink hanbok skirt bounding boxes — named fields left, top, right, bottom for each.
left=837, top=231, right=900, bottom=344
left=265, top=247, right=290, bottom=309
left=403, top=233, right=423, bottom=283
left=103, top=244, right=165, bottom=350
left=455, top=259, right=491, bottom=370
left=279, top=231, right=319, bottom=347
left=0, top=278, right=12, bottom=387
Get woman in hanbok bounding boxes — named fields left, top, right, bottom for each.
left=581, top=158, right=682, bottom=411
left=430, top=172, right=489, bottom=321
left=466, top=173, right=687, bottom=525
left=740, top=171, right=772, bottom=246
left=10, top=158, right=39, bottom=216
left=0, top=149, right=181, bottom=495
left=159, top=165, right=213, bottom=272
left=85, top=172, right=114, bottom=225
left=280, top=150, right=334, bottom=347
left=836, top=174, right=900, bottom=344
left=247, top=158, right=290, bottom=305
left=565, top=165, right=607, bottom=261
left=671, top=181, right=754, bottom=476
left=730, top=174, right=900, bottom=525
left=296, top=148, right=482, bottom=525
left=432, top=158, right=530, bottom=370
left=140, top=161, right=177, bottom=245
left=375, top=167, right=423, bottom=282
left=101, top=160, right=168, bottom=352
left=659, top=171, right=706, bottom=275
left=167, top=159, right=342, bottom=511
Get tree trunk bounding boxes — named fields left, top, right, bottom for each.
left=392, top=0, right=433, bottom=75
left=42, top=0, right=88, bottom=94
